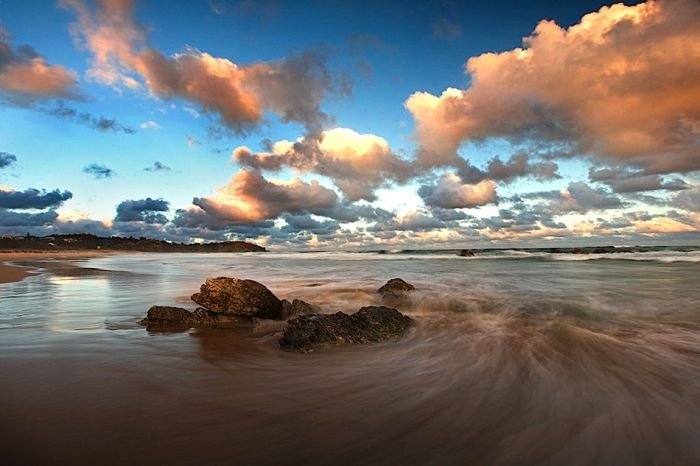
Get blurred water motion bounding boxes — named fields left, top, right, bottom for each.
left=1, top=252, right=699, bottom=465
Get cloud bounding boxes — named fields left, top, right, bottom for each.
left=0, top=27, right=78, bottom=104
left=588, top=167, right=689, bottom=193
left=189, top=168, right=339, bottom=225
left=0, top=152, right=17, bottom=168
left=406, top=0, right=700, bottom=174
left=143, top=161, right=171, bottom=172
left=48, top=102, right=135, bottom=134
left=526, top=181, right=624, bottom=213
left=233, top=127, right=414, bottom=201
left=418, top=173, right=498, bottom=209
left=114, top=197, right=170, bottom=223
left=0, top=187, right=72, bottom=209
left=139, top=120, right=160, bottom=129
left=62, top=0, right=341, bottom=134
left=82, top=163, right=114, bottom=179
left=280, top=213, right=340, bottom=236
left=670, top=187, right=700, bottom=212
left=0, top=208, right=58, bottom=227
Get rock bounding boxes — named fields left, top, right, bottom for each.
left=280, top=306, right=414, bottom=352
left=457, top=249, right=475, bottom=257
left=280, top=298, right=320, bottom=320
left=140, top=305, right=208, bottom=326
left=140, top=305, right=250, bottom=327
left=191, top=277, right=284, bottom=319
left=378, top=278, right=416, bottom=307
left=377, top=278, right=415, bottom=294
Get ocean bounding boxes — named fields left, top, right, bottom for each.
left=2, top=250, right=700, bottom=465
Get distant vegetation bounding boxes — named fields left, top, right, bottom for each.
left=0, top=234, right=266, bottom=253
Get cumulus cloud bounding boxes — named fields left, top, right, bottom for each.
left=62, top=0, right=341, bottom=134
left=188, top=168, right=339, bottom=225
left=0, top=208, right=58, bottom=227
left=670, top=187, right=700, bottom=212
left=233, top=127, right=413, bottom=201
left=0, top=152, right=17, bottom=168
left=48, top=102, right=135, bottom=134
left=588, top=167, right=689, bottom=193
left=526, top=181, right=624, bottom=213
left=418, top=173, right=498, bottom=209
left=83, top=163, right=114, bottom=179
left=0, top=27, right=77, bottom=104
left=280, top=213, right=340, bottom=236
left=406, top=0, right=700, bottom=173
left=0, top=187, right=72, bottom=209
left=114, top=197, right=169, bottom=223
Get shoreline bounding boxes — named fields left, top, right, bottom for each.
left=0, top=251, right=119, bottom=284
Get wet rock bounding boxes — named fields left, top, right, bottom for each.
left=457, top=249, right=475, bottom=257
left=140, top=305, right=208, bottom=326
left=378, top=278, right=415, bottom=307
left=280, top=298, right=320, bottom=320
left=280, top=306, right=414, bottom=352
left=191, top=277, right=284, bottom=319
left=377, top=278, right=415, bottom=294
left=140, top=305, right=250, bottom=327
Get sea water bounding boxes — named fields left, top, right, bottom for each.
left=1, top=251, right=699, bottom=465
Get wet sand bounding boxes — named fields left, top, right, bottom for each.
left=0, top=251, right=119, bottom=283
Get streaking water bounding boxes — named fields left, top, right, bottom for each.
left=1, top=251, right=699, bottom=465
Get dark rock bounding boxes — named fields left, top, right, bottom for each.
left=140, top=305, right=251, bottom=327
left=191, top=277, right=284, bottom=319
left=280, top=306, right=414, bottom=352
left=377, top=278, right=415, bottom=294
left=457, top=249, right=475, bottom=257
left=378, top=278, right=416, bottom=307
left=573, top=247, right=585, bottom=254
left=280, top=299, right=320, bottom=320
left=140, top=305, right=208, bottom=326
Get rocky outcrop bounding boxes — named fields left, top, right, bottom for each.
left=280, top=306, right=414, bottom=352
left=191, top=277, right=284, bottom=319
left=378, top=278, right=415, bottom=294
left=457, top=249, right=475, bottom=257
left=142, top=277, right=322, bottom=328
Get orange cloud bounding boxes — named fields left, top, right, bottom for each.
left=0, top=28, right=77, bottom=103
left=406, top=0, right=700, bottom=173
left=233, top=128, right=413, bottom=201
left=192, top=169, right=338, bottom=223
left=62, top=0, right=335, bottom=133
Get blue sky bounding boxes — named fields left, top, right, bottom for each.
left=1, top=0, right=699, bottom=249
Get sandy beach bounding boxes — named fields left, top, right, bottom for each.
left=0, top=251, right=118, bottom=284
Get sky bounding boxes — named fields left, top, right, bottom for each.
left=0, top=0, right=699, bottom=250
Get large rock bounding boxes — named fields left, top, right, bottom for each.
left=191, top=277, right=284, bottom=319
left=280, top=306, right=414, bottom=352
left=377, top=278, right=415, bottom=294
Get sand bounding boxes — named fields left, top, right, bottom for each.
left=0, top=251, right=118, bottom=284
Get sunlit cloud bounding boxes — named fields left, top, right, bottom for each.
left=406, top=0, right=700, bottom=174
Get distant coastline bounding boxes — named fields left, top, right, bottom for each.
left=0, top=234, right=266, bottom=253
